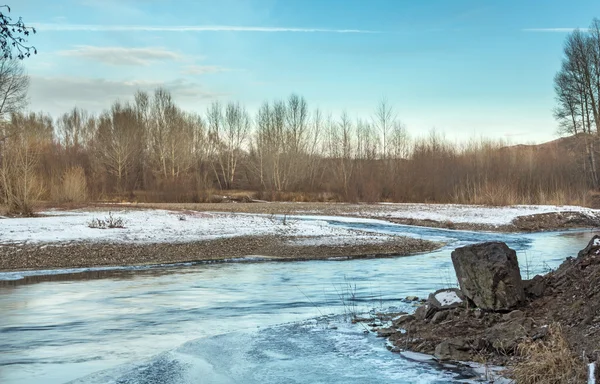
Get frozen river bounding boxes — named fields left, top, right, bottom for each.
left=0, top=216, right=594, bottom=383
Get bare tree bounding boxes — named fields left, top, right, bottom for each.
left=0, top=112, right=52, bottom=214
left=56, top=107, right=95, bottom=149
left=373, top=97, right=397, bottom=159
left=554, top=19, right=600, bottom=188
left=0, top=58, right=27, bottom=124
left=94, top=102, right=141, bottom=192
left=208, top=101, right=249, bottom=189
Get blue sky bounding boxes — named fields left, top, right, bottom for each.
left=14, top=0, right=600, bottom=143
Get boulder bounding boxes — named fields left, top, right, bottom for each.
left=451, top=242, right=525, bottom=311
left=427, top=288, right=465, bottom=310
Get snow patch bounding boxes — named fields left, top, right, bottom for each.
left=366, top=203, right=600, bottom=226
left=435, top=290, right=463, bottom=306
left=0, top=209, right=404, bottom=246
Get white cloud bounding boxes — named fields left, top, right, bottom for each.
left=182, top=65, right=231, bottom=75
left=28, top=76, right=226, bottom=116
left=59, top=46, right=183, bottom=66
left=33, top=23, right=378, bottom=34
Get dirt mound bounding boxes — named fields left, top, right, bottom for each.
left=371, top=236, right=600, bottom=380
left=512, top=211, right=600, bottom=232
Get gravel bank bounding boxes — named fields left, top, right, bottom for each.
left=0, top=235, right=440, bottom=272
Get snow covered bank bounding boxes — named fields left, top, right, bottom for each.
left=0, top=209, right=397, bottom=246
left=367, top=203, right=600, bottom=226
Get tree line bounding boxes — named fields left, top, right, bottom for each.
left=1, top=18, right=600, bottom=214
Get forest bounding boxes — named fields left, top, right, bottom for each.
left=1, top=18, right=600, bottom=215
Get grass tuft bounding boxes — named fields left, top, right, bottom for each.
left=511, top=323, right=587, bottom=384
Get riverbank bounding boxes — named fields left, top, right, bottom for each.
left=366, top=238, right=600, bottom=383
left=44, top=201, right=600, bottom=233
left=0, top=209, right=440, bottom=271
left=2, top=202, right=599, bottom=272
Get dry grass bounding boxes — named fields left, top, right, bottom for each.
left=511, top=323, right=587, bottom=384
left=60, top=166, right=87, bottom=203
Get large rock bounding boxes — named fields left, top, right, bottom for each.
left=451, top=242, right=525, bottom=311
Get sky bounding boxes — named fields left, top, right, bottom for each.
left=12, top=0, right=600, bottom=144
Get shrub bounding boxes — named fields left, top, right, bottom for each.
left=88, top=212, right=125, bottom=229
left=60, top=166, right=87, bottom=203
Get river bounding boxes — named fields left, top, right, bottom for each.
left=0, top=217, right=595, bottom=383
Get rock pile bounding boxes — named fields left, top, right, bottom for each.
left=362, top=235, right=600, bottom=382
left=373, top=239, right=593, bottom=365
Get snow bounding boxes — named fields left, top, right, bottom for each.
left=0, top=209, right=400, bottom=246
left=363, top=203, right=600, bottom=226
left=594, top=238, right=600, bottom=247
left=434, top=290, right=463, bottom=306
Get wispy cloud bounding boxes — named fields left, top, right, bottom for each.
left=59, top=46, right=183, bottom=66
left=28, top=75, right=225, bottom=115
left=33, top=23, right=378, bottom=34
left=523, top=28, right=586, bottom=33
left=182, top=65, right=231, bottom=75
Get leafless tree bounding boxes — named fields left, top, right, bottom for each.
left=94, top=102, right=141, bottom=192
left=0, top=58, right=27, bottom=125
left=554, top=19, right=600, bottom=188
left=373, top=97, right=397, bottom=159
left=56, top=107, right=95, bottom=150
left=0, top=112, right=52, bottom=214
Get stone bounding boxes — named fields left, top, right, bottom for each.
left=523, top=275, right=546, bottom=298
left=428, top=288, right=465, bottom=310
left=502, top=309, right=525, bottom=321
left=376, top=327, right=395, bottom=338
left=451, top=242, right=525, bottom=311
left=405, top=296, right=420, bottom=302
left=473, top=309, right=484, bottom=319
left=431, top=310, right=449, bottom=324
left=578, top=235, right=600, bottom=258
left=484, top=317, right=535, bottom=353
left=434, top=338, right=472, bottom=361
left=414, top=304, right=437, bottom=321
left=392, top=314, right=415, bottom=327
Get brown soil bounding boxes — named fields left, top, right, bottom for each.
left=373, top=236, right=600, bottom=372
left=387, top=211, right=600, bottom=232
left=0, top=235, right=440, bottom=272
